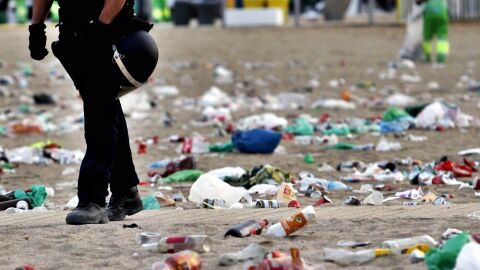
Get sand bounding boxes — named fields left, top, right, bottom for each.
left=0, top=23, right=479, bottom=269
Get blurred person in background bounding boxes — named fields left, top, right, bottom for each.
left=417, top=0, right=449, bottom=64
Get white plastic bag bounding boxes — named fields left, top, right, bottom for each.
left=206, top=167, right=246, bottom=181
left=415, top=102, right=474, bottom=129
left=386, top=93, right=416, bottom=107
left=454, top=242, right=480, bottom=270
left=199, top=86, right=231, bottom=107
left=236, top=113, right=288, bottom=131
left=188, top=174, right=251, bottom=207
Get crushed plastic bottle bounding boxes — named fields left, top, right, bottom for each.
left=323, top=248, right=391, bottom=266
left=380, top=235, right=438, bottom=253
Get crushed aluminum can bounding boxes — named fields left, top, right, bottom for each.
left=433, top=196, right=450, bottom=206
left=202, top=198, right=226, bottom=209
left=255, top=200, right=280, bottom=209
left=287, top=200, right=301, bottom=208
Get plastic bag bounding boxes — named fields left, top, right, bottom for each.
left=13, top=185, right=47, bottom=208
left=208, top=141, right=234, bottom=152
left=383, top=107, right=412, bottom=122
left=142, top=194, right=161, bottom=210
left=206, top=167, right=246, bottom=181
left=232, top=129, right=282, bottom=154
left=161, top=170, right=203, bottom=184
left=454, top=242, right=480, bottom=270
left=425, top=232, right=470, bottom=270
left=236, top=113, right=288, bottom=131
left=283, top=118, right=314, bottom=136
left=188, top=174, right=252, bottom=207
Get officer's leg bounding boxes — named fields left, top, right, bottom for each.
left=435, top=18, right=449, bottom=64
left=110, top=102, right=140, bottom=194
left=422, top=15, right=434, bottom=63
left=106, top=103, right=143, bottom=221
left=75, top=42, right=122, bottom=206
left=66, top=82, right=119, bottom=224
left=77, top=93, right=121, bottom=207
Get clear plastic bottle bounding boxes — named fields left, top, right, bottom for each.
left=380, top=235, right=438, bottom=253
left=151, top=250, right=202, bottom=270
left=144, top=235, right=210, bottom=253
left=137, top=232, right=162, bottom=245
left=265, top=206, right=316, bottom=238
left=323, top=248, right=391, bottom=266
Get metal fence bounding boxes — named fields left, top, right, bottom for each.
left=397, top=0, right=480, bottom=21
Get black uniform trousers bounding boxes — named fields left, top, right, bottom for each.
left=53, top=26, right=139, bottom=207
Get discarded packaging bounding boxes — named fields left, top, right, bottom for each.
left=265, top=206, right=316, bottom=238
left=151, top=250, right=202, bottom=270
left=144, top=235, right=211, bottom=253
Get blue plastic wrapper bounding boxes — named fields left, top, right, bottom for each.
left=232, top=129, right=282, bottom=154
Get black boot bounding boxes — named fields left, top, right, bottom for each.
left=66, top=202, right=108, bottom=225
left=107, top=186, right=143, bottom=221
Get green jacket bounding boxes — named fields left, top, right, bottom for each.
left=425, top=0, right=449, bottom=19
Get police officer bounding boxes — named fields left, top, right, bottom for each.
left=28, top=0, right=145, bottom=224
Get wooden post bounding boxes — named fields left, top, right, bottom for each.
left=294, top=0, right=301, bottom=27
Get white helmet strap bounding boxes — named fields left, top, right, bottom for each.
left=112, top=44, right=145, bottom=88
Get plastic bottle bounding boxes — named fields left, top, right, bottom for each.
left=323, top=248, right=391, bottom=266
left=265, top=206, right=316, bottom=238
left=151, top=250, right=202, bottom=270
left=380, top=235, right=438, bottom=253
left=225, top=219, right=269, bottom=238
left=336, top=161, right=365, bottom=172
left=137, top=232, right=162, bottom=245
left=144, top=235, right=210, bottom=253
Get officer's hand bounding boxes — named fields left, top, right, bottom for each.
left=85, top=20, right=112, bottom=45
left=28, top=22, right=49, bottom=61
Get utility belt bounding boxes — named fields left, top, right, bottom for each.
left=57, top=17, right=152, bottom=42
left=57, top=22, right=85, bottom=42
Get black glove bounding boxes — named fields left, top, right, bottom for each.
left=28, top=22, right=49, bottom=61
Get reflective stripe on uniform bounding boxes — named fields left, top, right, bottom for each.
left=423, top=41, right=433, bottom=54
left=437, top=40, right=450, bottom=55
